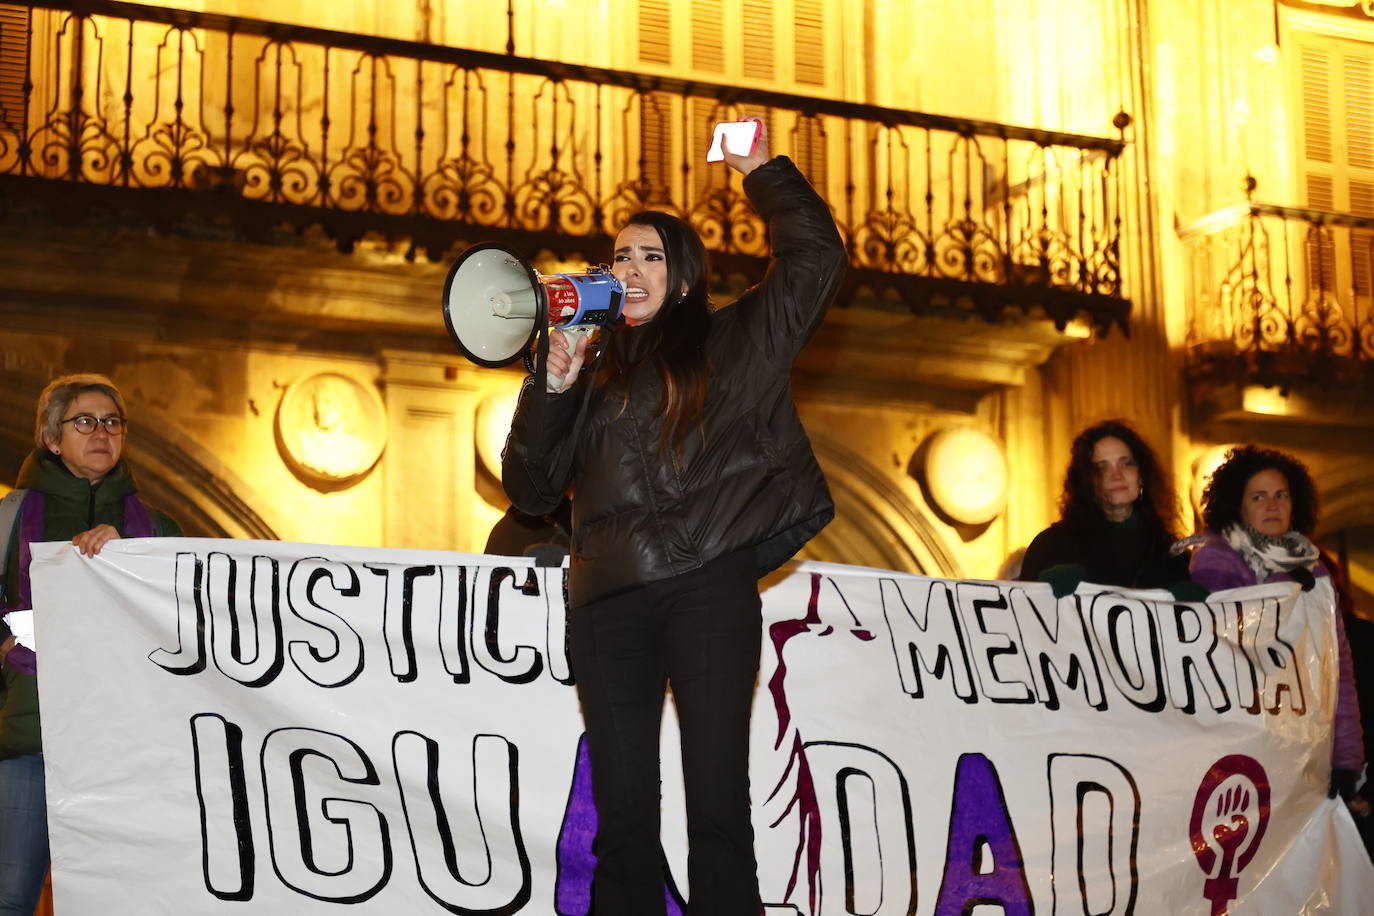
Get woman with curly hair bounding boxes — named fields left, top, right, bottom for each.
left=1192, top=445, right=1322, bottom=589
left=1190, top=444, right=1364, bottom=798
left=1020, top=419, right=1188, bottom=595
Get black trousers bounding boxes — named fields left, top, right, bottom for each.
left=569, top=548, right=764, bottom=916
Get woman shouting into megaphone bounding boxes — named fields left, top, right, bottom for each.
left=503, top=117, right=846, bottom=916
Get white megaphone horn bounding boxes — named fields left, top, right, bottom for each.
left=441, top=242, right=624, bottom=391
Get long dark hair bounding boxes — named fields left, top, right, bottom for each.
left=1200, top=445, right=1318, bottom=535
left=1058, top=420, right=1178, bottom=542
left=598, top=210, right=711, bottom=453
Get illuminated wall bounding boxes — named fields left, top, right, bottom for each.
left=0, top=0, right=1137, bottom=576
left=0, top=233, right=518, bottom=550
left=5, top=0, right=1372, bottom=589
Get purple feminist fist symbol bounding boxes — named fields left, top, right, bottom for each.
left=1188, top=755, right=1270, bottom=916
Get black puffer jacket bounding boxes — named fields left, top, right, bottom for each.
left=503, top=156, right=846, bottom=607
left=1019, top=516, right=1187, bottom=590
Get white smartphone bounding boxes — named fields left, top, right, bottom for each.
left=706, top=119, right=761, bottom=162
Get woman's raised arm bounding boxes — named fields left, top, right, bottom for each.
left=731, top=152, right=847, bottom=369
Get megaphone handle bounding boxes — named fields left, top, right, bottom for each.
left=546, top=326, right=590, bottom=393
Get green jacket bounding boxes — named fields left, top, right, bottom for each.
left=1, top=449, right=181, bottom=758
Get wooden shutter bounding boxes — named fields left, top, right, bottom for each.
left=0, top=3, right=28, bottom=132
left=638, top=0, right=671, bottom=66
left=633, top=0, right=835, bottom=206
left=1297, top=40, right=1339, bottom=294
left=692, top=0, right=724, bottom=73
left=637, top=0, right=673, bottom=197
left=640, top=91, right=673, bottom=204
left=742, top=0, right=774, bottom=83
left=794, top=114, right=827, bottom=190
left=1344, top=51, right=1374, bottom=296
left=1344, top=50, right=1374, bottom=171
left=794, top=0, right=824, bottom=86
left=692, top=96, right=718, bottom=199
left=1301, top=44, right=1333, bottom=168
left=639, top=0, right=829, bottom=90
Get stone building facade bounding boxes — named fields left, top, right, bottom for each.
left=0, top=0, right=1370, bottom=605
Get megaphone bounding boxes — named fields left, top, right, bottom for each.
left=442, top=242, right=624, bottom=390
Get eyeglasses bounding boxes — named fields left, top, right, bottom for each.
left=62, top=414, right=127, bottom=435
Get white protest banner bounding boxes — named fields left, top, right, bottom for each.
left=31, top=538, right=1374, bottom=914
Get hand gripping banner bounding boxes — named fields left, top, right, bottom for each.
left=29, top=539, right=1374, bottom=914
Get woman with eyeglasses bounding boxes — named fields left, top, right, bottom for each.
left=0, top=373, right=180, bottom=915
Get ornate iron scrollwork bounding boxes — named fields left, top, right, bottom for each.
left=1, top=0, right=1130, bottom=334
left=1181, top=197, right=1374, bottom=389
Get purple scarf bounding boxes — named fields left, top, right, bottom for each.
left=7, top=491, right=156, bottom=612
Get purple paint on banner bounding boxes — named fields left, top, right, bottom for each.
left=764, top=572, right=826, bottom=913
left=1189, top=755, right=1271, bottom=916
left=766, top=572, right=822, bottom=748
left=554, top=735, right=597, bottom=915
left=553, top=733, right=685, bottom=915
left=934, top=753, right=1032, bottom=916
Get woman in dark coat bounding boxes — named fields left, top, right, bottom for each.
left=1326, top=553, right=1374, bottom=858
left=1020, top=419, right=1187, bottom=595
left=0, top=374, right=180, bottom=915
left=1189, top=445, right=1363, bottom=798
left=503, top=120, right=845, bottom=915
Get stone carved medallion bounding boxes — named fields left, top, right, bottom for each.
left=922, top=427, right=1008, bottom=526
left=474, top=387, right=521, bottom=480
left=276, top=372, right=386, bottom=485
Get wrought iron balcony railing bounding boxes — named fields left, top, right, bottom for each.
left=1178, top=190, right=1374, bottom=390
left=0, top=0, right=1130, bottom=333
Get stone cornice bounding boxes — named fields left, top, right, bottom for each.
left=0, top=219, right=1080, bottom=404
